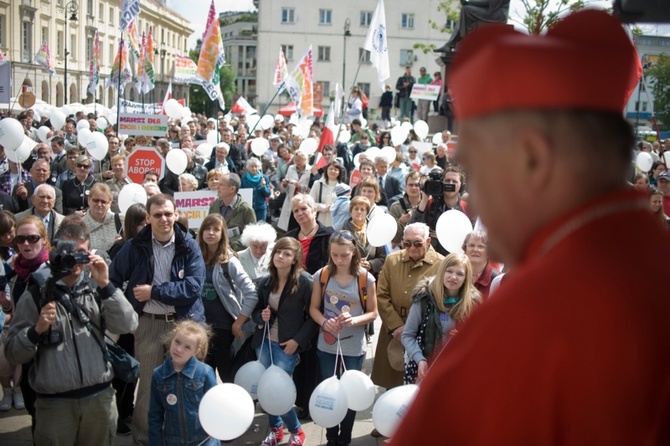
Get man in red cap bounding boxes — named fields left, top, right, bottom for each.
left=389, top=10, right=670, bottom=445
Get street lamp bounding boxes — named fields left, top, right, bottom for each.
left=64, top=1, right=78, bottom=105
left=342, top=18, right=351, bottom=91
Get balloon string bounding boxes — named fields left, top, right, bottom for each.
left=258, top=320, right=267, bottom=363
left=338, top=335, right=347, bottom=373
left=265, top=320, right=274, bottom=366
left=333, top=334, right=341, bottom=377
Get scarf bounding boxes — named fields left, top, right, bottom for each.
left=351, top=220, right=366, bottom=246
left=245, top=171, right=262, bottom=186
left=14, top=248, right=49, bottom=281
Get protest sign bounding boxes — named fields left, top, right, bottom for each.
left=410, top=84, right=440, bottom=101
left=174, top=190, right=217, bottom=229
left=119, top=113, right=168, bottom=137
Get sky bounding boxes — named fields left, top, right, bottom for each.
left=168, top=0, right=257, bottom=49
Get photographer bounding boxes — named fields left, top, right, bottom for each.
left=410, top=165, right=467, bottom=255
left=4, top=216, right=138, bottom=446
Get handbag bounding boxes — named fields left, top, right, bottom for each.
left=104, top=338, right=140, bottom=383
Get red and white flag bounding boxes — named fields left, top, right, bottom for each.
left=317, top=103, right=336, bottom=158
left=161, top=80, right=173, bottom=115
left=231, top=96, right=257, bottom=115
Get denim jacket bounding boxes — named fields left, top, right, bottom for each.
left=148, top=355, right=218, bottom=446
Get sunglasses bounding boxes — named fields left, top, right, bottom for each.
left=151, top=212, right=174, bottom=219
left=16, top=234, right=42, bottom=245
left=402, top=240, right=425, bottom=248
left=76, top=164, right=91, bottom=169
left=331, top=230, right=354, bottom=241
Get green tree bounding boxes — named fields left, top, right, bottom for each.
left=518, top=0, right=586, bottom=34
left=187, top=39, right=237, bottom=115
left=648, top=54, right=670, bottom=127
left=414, top=0, right=461, bottom=54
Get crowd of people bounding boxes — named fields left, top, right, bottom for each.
left=1, top=11, right=670, bottom=442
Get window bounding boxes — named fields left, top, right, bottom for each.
left=109, top=7, right=114, bottom=26
left=360, top=11, right=372, bottom=26
left=319, top=9, right=332, bottom=25
left=71, top=35, right=76, bottom=60
left=41, top=27, right=48, bottom=45
left=57, top=31, right=63, bottom=56
left=359, top=48, right=371, bottom=63
left=400, top=49, right=414, bottom=66
left=401, top=13, right=415, bottom=29
left=642, top=102, right=648, bottom=112
left=22, top=22, right=32, bottom=63
left=281, top=8, right=295, bottom=24
left=87, top=0, right=94, bottom=16
left=317, top=46, right=331, bottom=62
left=318, top=81, right=330, bottom=98
left=281, top=44, right=294, bottom=61
left=57, top=0, right=63, bottom=5
left=0, top=16, right=5, bottom=48
left=109, top=43, right=114, bottom=65
left=99, top=3, right=104, bottom=22
left=86, top=36, right=93, bottom=64
left=358, top=83, right=370, bottom=98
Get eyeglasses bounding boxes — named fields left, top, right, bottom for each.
left=16, top=234, right=42, bottom=245
left=408, top=151, right=417, bottom=154
left=151, top=212, right=174, bottom=219
left=402, top=240, right=425, bottom=248
left=90, top=198, right=109, bottom=205
left=76, top=164, right=91, bottom=169
left=466, top=243, right=487, bottom=251
left=331, top=230, right=354, bottom=241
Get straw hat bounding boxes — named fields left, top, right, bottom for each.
left=387, top=338, right=405, bottom=372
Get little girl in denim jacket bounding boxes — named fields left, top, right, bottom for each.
left=148, top=320, right=218, bottom=446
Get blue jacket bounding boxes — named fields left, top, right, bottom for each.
left=148, top=355, right=218, bottom=446
left=240, top=173, right=271, bottom=210
left=109, top=223, right=206, bottom=322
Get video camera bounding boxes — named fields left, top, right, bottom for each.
left=421, top=170, right=456, bottom=197
left=49, top=240, right=90, bottom=278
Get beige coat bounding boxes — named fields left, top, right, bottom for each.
left=371, top=246, right=444, bottom=389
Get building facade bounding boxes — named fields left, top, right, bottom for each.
left=255, top=0, right=450, bottom=114
left=0, top=0, right=192, bottom=108
left=220, top=10, right=258, bottom=106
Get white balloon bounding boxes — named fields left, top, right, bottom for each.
left=365, top=147, right=381, bottom=162
left=196, top=143, right=213, bottom=161
left=32, top=110, right=41, bottom=123
left=664, top=151, right=670, bottom=168
left=206, top=130, right=218, bottom=146
left=234, top=360, right=267, bottom=400
left=360, top=117, right=368, bottom=128
left=391, top=126, right=409, bottom=147
left=338, top=130, right=351, bottom=144
left=37, top=126, right=51, bottom=142
left=636, top=151, right=653, bottom=172
left=413, top=120, right=429, bottom=140
left=380, top=146, right=397, bottom=164
left=166, top=149, right=188, bottom=175
left=353, top=153, right=363, bottom=169
left=246, top=114, right=261, bottom=132
left=372, top=385, right=419, bottom=438
left=251, top=138, right=270, bottom=157
left=340, top=370, right=375, bottom=411
left=77, top=128, right=92, bottom=147
left=0, top=118, right=26, bottom=151
left=274, top=114, right=284, bottom=124
left=50, top=110, right=66, bottom=130
left=87, top=132, right=108, bottom=161
left=181, top=106, right=193, bottom=120
left=257, top=365, right=297, bottom=416
left=436, top=210, right=473, bottom=254
left=76, top=119, right=90, bottom=131
left=199, top=383, right=255, bottom=441
left=299, top=138, right=319, bottom=156
left=118, top=184, right=148, bottom=214
left=432, top=133, right=443, bottom=145
left=96, top=117, right=109, bottom=130
left=309, top=376, right=349, bottom=428
left=6, top=137, right=36, bottom=163
left=260, top=114, right=275, bottom=131
left=164, top=99, right=183, bottom=120
left=367, top=214, right=398, bottom=247
left=401, top=121, right=414, bottom=131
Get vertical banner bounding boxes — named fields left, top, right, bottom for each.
left=0, top=61, right=10, bottom=104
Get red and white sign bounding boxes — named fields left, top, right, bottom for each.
left=125, top=146, right=165, bottom=184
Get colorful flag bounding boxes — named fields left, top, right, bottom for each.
left=196, top=0, right=226, bottom=109
left=317, top=103, right=335, bottom=156
left=87, top=31, right=101, bottom=96
left=136, top=27, right=156, bottom=94
left=161, top=80, right=173, bottom=115
left=120, top=0, right=141, bottom=32
left=107, top=39, right=132, bottom=94
left=273, top=47, right=289, bottom=91
left=34, top=40, right=55, bottom=77
left=284, top=46, right=314, bottom=118
left=127, top=19, right=141, bottom=59
left=174, top=55, right=199, bottom=83
left=364, top=0, right=390, bottom=92
left=0, top=49, right=5, bottom=61
left=230, top=96, right=257, bottom=115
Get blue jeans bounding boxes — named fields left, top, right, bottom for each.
left=316, top=350, right=366, bottom=445
left=256, top=341, right=301, bottom=432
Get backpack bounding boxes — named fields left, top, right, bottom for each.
left=319, top=267, right=368, bottom=311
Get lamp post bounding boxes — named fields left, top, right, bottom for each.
left=342, top=18, right=351, bottom=91
left=63, top=1, right=78, bottom=105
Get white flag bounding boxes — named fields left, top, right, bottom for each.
left=364, top=0, right=390, bottom=92
left=334, top=83, right=344, bottom=120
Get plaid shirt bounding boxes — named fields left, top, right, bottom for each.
left=0, top=170, right=32, bottom=196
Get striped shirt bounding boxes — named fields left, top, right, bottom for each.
left=143, top=233, right=176, bottom=315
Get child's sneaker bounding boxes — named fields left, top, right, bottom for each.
left=260, top=425, right=284, bottom=446
left=0, top=388, right=12, bottom=411
left=288, top=427, right=306, bottom=446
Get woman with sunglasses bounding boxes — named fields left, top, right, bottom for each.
left=61, top=155, right=96, bottom=217
left=377, top=132, right=392, bottom=149
left=309, top=230, right=378, bottom=446
left=419, top=152, right=437, bottom=175
left=401, top=253, right=481, bottom=385
left=0, top=217, right=50, bottom=418
left=82, top=183, right=122, bottom=253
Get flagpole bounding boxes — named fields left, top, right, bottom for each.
left=116, top=36, right=124, bottom=134
left=248, top=81, right=286, bottom=135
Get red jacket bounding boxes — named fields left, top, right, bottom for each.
left=390, top=189, right=670, bottom=445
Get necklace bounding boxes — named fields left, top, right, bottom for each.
left=300, top=224, right=317, bottom=238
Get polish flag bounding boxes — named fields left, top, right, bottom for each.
left=231, top=96, right=257, bottom=115
left=161, top=80, right=173, bottom=115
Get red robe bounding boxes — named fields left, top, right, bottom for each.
left=389, top=189, right=670, bottom=445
